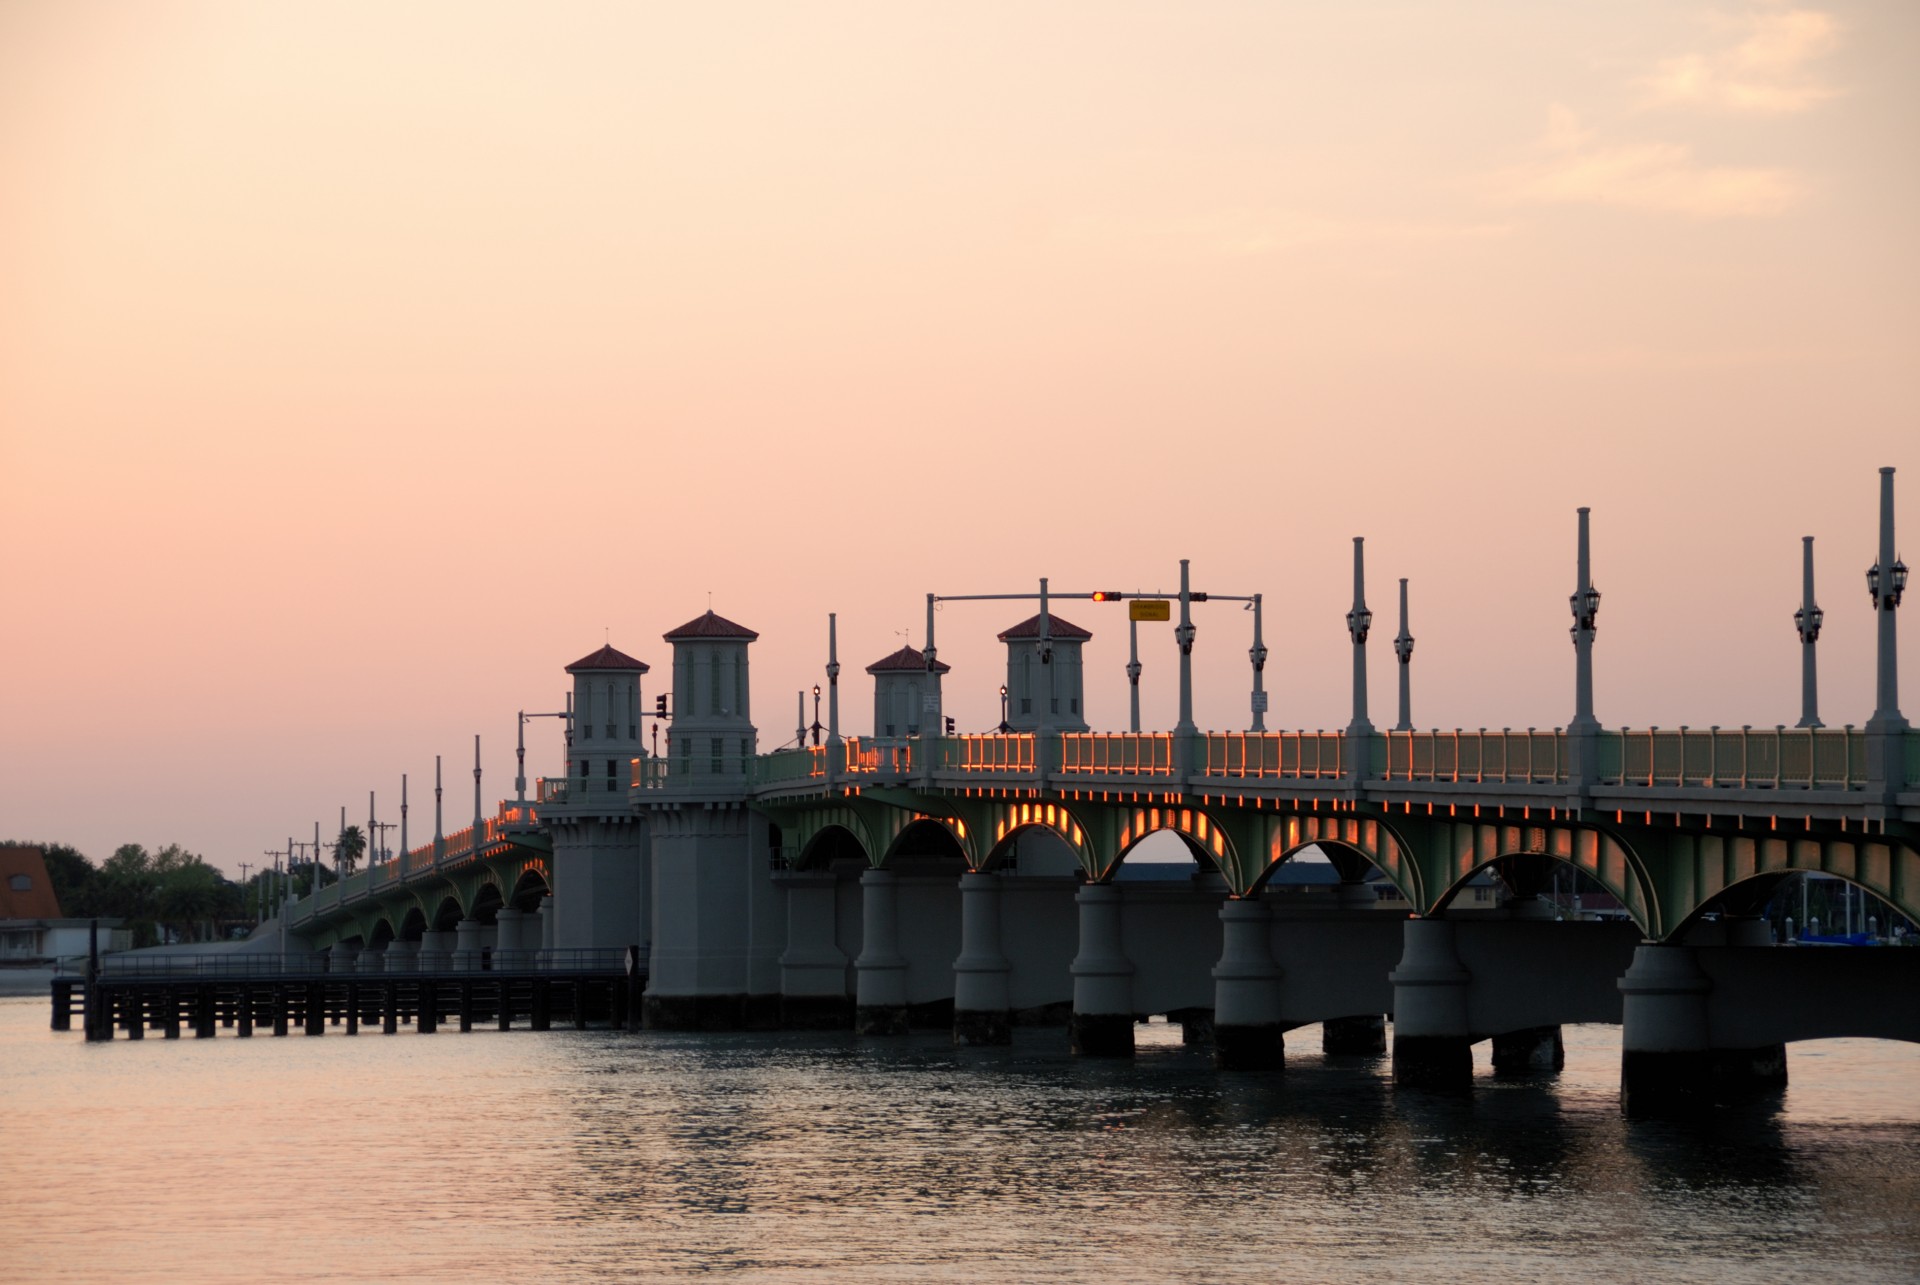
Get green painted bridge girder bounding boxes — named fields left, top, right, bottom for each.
left=764, top=788, right=1918, bottom=943
left=299, top=837, right=554, bottom=950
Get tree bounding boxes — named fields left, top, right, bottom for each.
left=152, top=845, right=220, bottom=942
left=335, top=825, right=366, bottom=877
left=97, top=844, right=158, bottom=945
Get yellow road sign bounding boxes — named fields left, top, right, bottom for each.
left=1129, top=599, right=1171, bottom=622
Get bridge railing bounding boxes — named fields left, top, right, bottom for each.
left=1379, top=729, right=1569, bottom=784
left=937, top=734, right=1036, bottom=773
left=1202, top=732, right=1346, bottom=779
left=1609, top=726, right=1867, bottom=789
left=1059, top=733, right=1177, bottom=776
left=76, top=947, right=632, bottom=979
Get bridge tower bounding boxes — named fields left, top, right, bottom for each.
left=645, top=610, right=783, bottom=1028
left=547, top=643, right=650, bottom=952
left=868, top=644, right=949, bottom=742
left=999, top=612, right=1091, bottom=733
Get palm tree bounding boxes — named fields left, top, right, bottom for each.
left=335, top=825, right=367, bottom=876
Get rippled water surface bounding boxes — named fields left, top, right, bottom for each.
left=5, top=997, right=1917, bottom=1282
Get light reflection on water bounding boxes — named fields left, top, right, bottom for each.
left=3, top=999, right=1916, bottom=1282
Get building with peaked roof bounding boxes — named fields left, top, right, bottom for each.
left=998, top=612, right=1091, bottom=732
left=0, top=845, right=127, bottom=961
left=867, top=644, right=949, bottom=743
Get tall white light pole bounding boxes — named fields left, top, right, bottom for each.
left=1393, top=577, right=1414, bottom=732
left=1569, top=507, right=1601, bottom=734
left=1126, top=616, right=1143, bottom=733
left=1866, top=466, right=1907, bottom=731
left=1795, top=536, right=1823, bottom=729
left=1248, top=593, right=1268, bottom=732
left=1175, top=560, right=1196, bottom=736
left=472, top=734, right=484, bottom=837
left=433, top=754, right=445, bottom=862
left=1345, top=538, right=1373, bottom=737
left=826, top=613, right=841, bottom=781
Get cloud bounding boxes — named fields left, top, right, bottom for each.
left=1493, top=104, right=1802, bottom=219
left=1641, top=7, right=1842, bottom=114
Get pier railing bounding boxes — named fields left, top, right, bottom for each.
left=68, top=948, right=630, bottom=980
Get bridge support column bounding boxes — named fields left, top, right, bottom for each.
left=777, top=871, right=851, bottom=1029
left=384, top=940, right=418, bottom=973
left=953, top=870, right=1012, bottom=1046
left=1070, top=882, right=1134, bottom=1057
left=1491, top=1026, right=1564, bottom=1075
left=1323, top=1015, right=1387, bottom=1055
left=854, top=869, right=909, bottom=1035
left=356, top=945, right=383, bottom=972
left=536, top=897, right=554, bottom=957
left=1618, top=944, right=1785, bottom=1115
left=494, top=909, right=527, bottom=971
left=329, top=942, right=358, bottom=974
left=452, top=920, right=484, bottom=972
left=1390, top=918, right=1473, bottom=1089
left=1212, top=897, right=1283, bottom=1070
left=418, top=930, right=453, bottom=972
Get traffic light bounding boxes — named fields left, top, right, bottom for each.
left=655, top=694, right=669, bottom=718
left=944, top=716, right=955, bottom=735
left=1090, top=591, right=1125, bottom=602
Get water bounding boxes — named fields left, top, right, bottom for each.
left=4, top=997, right=1917, bottom=1282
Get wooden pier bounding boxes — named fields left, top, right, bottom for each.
left=52, top=951, right=642, bottom=1041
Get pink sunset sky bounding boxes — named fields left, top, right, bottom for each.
left=1, top=2, right=1914, bottom=876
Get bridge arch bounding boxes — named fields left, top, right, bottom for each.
left=793, top=823, right=874, bottom=871
left=981, top=799, right=1096, bottom=876
left=1107, top=803, right=1233, bottom=880
left=1424, top=822, right=1659, bottom=935
left=1242, top=813, right=1425, bottom=906
left=398, top=905, right=428, bottom=942
left=881, top=817, right=969, bottom=866
left=367, top=917, right=396, bottom=949
left=508, top=866, right=551, bottom=911
left=1668, top=864, right=1918, bottom=944
left=1652, top=830, right=1919, bottom=943
left=430, top=896, right=463, bottom=933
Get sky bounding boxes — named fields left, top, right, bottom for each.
left=1, top=1, right=1914, bottom=877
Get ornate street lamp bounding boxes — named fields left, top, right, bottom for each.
left=810, top=684, right=823, bottom=746
left=998, top=684, right=1010, bottom=734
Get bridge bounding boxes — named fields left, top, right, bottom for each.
left=276, top=469, right=1919, bottom=1114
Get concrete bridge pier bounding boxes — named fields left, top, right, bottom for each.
left=384, top=940, right=418, bottom=972
left=355, top=944, right=383, bottom=973
left=452, top=920, right=485, bottom=971
left=1212, top=897, right=1283, bottom=1070
left=1618, top=943, right=1784, bottom=1115
left=854, top=869, right=910, bottom=1035
left=1389, top=918, right=1473, bottom=1088
left=329, top=941, right=359, bottom=974
left=494, top=908, right=528, bottom=970
left=1070, top=882, right=1135, bottom=1057
left=777, top=870, right=851, bottom=1029
left=536, top=897, right=554, bottom=957
left=952, top=870, right=1013, bottom=1045
left=417, top=930, right=453, bottom=972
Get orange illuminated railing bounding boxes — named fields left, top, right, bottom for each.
left=1609, top=725, right=1866, bottom=790
left=1380, top=729, right=1566, bottom=785
left=938, top=734, right=1036, bottom=773
left=1058, top=733, right=1176, bottom=776
left=1203, top=732, right=1346, bottom=780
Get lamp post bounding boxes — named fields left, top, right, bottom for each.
left=516, top=708, right=570, bottom=803
left=998, top=684, right=1011, bottom=734
left=1795, top=537, right=1823, bottom=729
left=1174, top=560, right=1197, bottom=737
left=1393, top=578, right=1414, bottom=732
left=810, top=684, right=823, bottom=746
left=1866, top=466, right=1907, bottom=733
left=1248, top=593, right=1268, bottom=733
left=1345, top=538, right=1373, bottom=737
left=1126, top=618, right=1143, bottom=733
left=1568, top=508, right=1601, bottom=733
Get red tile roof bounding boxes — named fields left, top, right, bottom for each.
left=565, top=644, right=650, bottom=673
left=0, top=846, right=63, bottom=919
left=664, top=610, right=760, bottom=642
left=997, top=612, right=1092, bottom=642
left=866, top=644, right=951, bottom=675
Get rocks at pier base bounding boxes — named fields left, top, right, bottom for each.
left=1620, top=1044, right=1788, bottom=1116
left=642, top=992, right=781, bottom=1031
left=1322, top=1014, right=1387, bottom=1056
left=856, top=1004, right=910, bottom=1036
left=1392, top=1034, right=1473, bottom=1089
left=1069, top=1011, right=1135, bottom=1058
left=953, top=1008, right=1012, bottom=1046
left=1492, top=1025, right=1564, bottom=1076
left=1213, top=1022, right=1285, bottom=1071
left=779, top=994, right=852, bottom=1031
